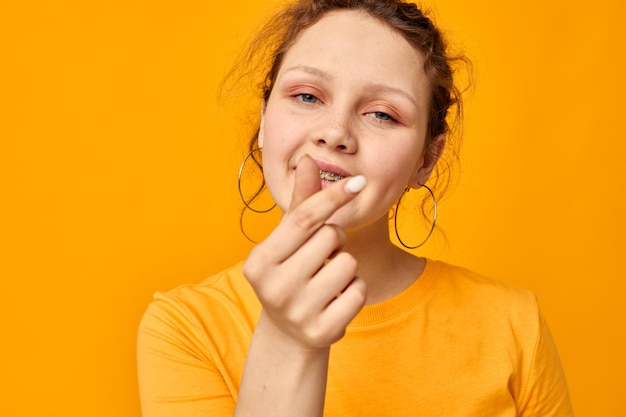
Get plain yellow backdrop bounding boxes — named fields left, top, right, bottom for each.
left=2, top=0, right=624, bottom=415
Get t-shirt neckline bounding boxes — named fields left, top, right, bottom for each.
left=347, top=258, right=441, bottom=328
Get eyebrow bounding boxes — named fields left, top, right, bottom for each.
left=282, top=65, right=333, bottom=81
left=282, top=65, right=418, bottom=108
left=365, top=83, right=418, bottom=108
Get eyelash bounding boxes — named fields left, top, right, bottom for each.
left=367, top=111, right=397, bottom=124
left=294, top=93, right=320, bottom=104
left=292, top=93, right=398, bottom=124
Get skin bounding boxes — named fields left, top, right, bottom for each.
left=234, top=10, right=445, bottom=417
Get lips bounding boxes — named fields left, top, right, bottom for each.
left=315, top=160, right=352, bottom=182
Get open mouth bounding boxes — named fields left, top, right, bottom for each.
left=319, top=170, right=344, bottom=182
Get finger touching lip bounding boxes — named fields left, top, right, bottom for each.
left=315, top=160, right=352, bottom=178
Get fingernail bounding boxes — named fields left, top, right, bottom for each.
left=345, top=175, right=366, bottom=193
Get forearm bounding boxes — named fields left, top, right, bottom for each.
left=233, top=312, right=330, bottom=417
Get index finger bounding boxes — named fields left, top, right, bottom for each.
left=289, top=155, right=322, bottom=210
left=265, top=170, right=367, bottom=263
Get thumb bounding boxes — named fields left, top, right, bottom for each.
left=289, top=154, right=321, bottom=210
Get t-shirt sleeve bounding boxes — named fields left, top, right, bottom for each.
left=517, top=305, right=574, bottom=416
left=137, top=293, right=236, bottom=417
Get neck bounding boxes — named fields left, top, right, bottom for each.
left=343, top=217, right=425, bottom=305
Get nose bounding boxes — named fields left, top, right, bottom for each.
left=314, top=110, right=357, bottom=153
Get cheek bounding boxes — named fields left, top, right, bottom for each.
left=261, top=117, right=298, bottom=158
left=260, top=143, right=294, bottom=211
left=260, top=115, right=288, bottom=161
left=374, top=145, right=421, bottom=183
left=358, top=162, right=410, bottom=213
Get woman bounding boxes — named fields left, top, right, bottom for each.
left=137, top=1, right=573, bottom=416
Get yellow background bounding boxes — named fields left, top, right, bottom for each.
left=2, top=0, right=624, bottom=415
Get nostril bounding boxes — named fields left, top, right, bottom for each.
left=315, top=138, right=350, bottom=151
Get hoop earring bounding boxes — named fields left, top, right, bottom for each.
left=239, top=209, right=258, bottom=244
left=238, top=147, right=276, bottom=213
left=393, top=184, right=437, bottom=249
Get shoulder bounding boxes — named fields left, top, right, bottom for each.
left=423, top=260, right=574, bottom=414
left=424, top=259, right=542, bottom=369
left=424, top=259, right=541, bottom=343
left=426, top=259, right=538, bottom=314
left=155, top=261, right=257, bottom=310
left=137, top=263, right=258, bottom=415
left=138, top=262, right=261, bottom=344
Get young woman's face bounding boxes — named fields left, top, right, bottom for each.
left=259, top=10, right=438, bottom=231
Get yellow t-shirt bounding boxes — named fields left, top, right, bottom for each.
left=137, top=259, right=573, bottom=416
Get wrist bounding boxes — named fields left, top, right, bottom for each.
left=254, top=311, right=332, bottom=359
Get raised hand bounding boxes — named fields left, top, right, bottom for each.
left=243, top=155, right=368, bottom=350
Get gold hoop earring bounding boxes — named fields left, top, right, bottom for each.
left=393, top=184, right=437, bottom=249
left=239, top=209, right=258, bottom=244
left=237, top=147, right=276, bottom=214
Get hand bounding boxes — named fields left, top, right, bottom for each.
left=243, top=155, right=367, bottom=350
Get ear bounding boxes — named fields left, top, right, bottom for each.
left=409, top=134, right=446, bottom=188
left=258, top=100, right=267, bottom=148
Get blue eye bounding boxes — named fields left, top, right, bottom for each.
left=374, top=111, right=392, bottom=121
left=367, top=111, right=396, bottom=123
left=296, top=93, right=318, bottom=104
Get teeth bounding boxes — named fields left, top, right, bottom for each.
left=320, top=170, right=344, bottom=182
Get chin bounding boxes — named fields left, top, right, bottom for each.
left=326, top=211, right=376, bottom=232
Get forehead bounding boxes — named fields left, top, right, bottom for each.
left=278, top=10, right=429, bottom=100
